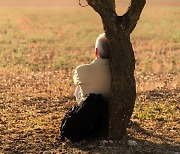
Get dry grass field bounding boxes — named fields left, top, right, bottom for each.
left=0, top=1, right=180, bottom=153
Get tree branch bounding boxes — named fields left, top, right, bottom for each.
left=79, top=0, right=88, bottom=7
left=117, top=0, right=146, bottom=35
left=86, top=0, right=116, bottom=19
left=86, top=0, right=119, bottom=36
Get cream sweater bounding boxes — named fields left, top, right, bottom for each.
left=73, top=58, right=111, bottom=104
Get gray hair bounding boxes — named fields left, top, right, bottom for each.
left=95, top=33, right=110, bottom=59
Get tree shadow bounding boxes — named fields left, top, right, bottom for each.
left=137, top=88, right=180, bottom=102
left=61, top=89, right=180, bottom=153
left=62, top=120, right=180, bottom=154
left=129, top=121, right=180, bottom=145
left=127, top=121, right=180, bottom=153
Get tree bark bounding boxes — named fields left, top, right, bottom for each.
left=86, top=0, right=146, bottom=140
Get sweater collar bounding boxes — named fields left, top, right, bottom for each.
left=91, top=58, right=109, bottom=64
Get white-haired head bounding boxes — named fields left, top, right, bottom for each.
left=95, top=33, right=110, bottom=59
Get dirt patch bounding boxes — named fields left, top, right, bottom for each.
left=0, top=68, right=179, bottom=153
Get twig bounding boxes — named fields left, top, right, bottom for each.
left=79, top=0, right=88, bottom=7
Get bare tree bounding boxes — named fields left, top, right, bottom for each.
left=85, top=0, right=146, bottom=140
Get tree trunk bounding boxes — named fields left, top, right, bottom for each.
left=86, top=0, right=146, bottom=140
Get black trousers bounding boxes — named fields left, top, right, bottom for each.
left=60, top=94, right=109, bottom=142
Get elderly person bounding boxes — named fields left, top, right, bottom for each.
left=73, top=33, right=111, bottom=105
left=60, top=33, right=111, bottom=142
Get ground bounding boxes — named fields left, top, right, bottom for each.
left=0, top=69, right=179, bottom=153
left=0, top=1, right=180, bottom=153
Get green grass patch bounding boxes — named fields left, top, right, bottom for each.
left=133, top=100, right=179, bottom=121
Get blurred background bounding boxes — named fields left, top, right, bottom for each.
left=0, top=0, right=179, bottom=8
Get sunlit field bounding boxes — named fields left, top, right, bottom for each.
left=0, top=3, right=179, bottom=153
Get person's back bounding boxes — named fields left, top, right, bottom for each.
left=74, top=59, right=111, bottom=98
left=73, top=33, right=111, bottom=104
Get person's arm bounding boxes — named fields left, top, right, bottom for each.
left=73, top=64, right=87, bottom=85
left=73, top=67, right=80, bottom=85
left=73, top=65, right=85, bottom=104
